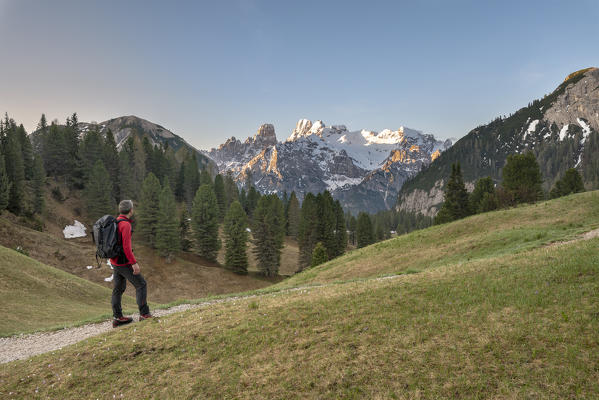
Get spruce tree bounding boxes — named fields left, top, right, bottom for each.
left=356, top=212, right=374, bottom=248
left=32, top=155, right=45, bottom=214
left=179, top=209, right=192, bottom=252
left=223, top=201, right=249, bottom=274
left=200, top=168, right=212, bottom=187
left=469, top=176, right=495, bottom=214
left=333, top=200, right=347, bottom=257
left=4, top=125, right=25, bottom=214
left=316, top=191, right=336, bottom=258
left=118, top=150, right=135, bottom=200
left=175, top=162, right=186, bottom=202
left=17, top=125, right=34, bottom=180
left=245, top=186, right=260, bottom=219
left=298, top=193, right=318, bottom=270
left=213, top=174, right=226, bottom=220
left=0, top=153, right=10, bottom=213
left=84, top=160, right=115, bottom=220
left=252, top=194, right=285, bottom=276
left=44, top=123, right=67, bottom=177
left=502, top=152, right=543, bottom=204
left=286, top=191, right=300, bottom=238
left=435, top=163, right=470, bottom=224
left=103, top=129, right=120, bottom=202
left=137, top=173, right=162, bottom=248
left=132, top=139, right=147, bottom=199
left=223, top=172, right=239, bottom=209
left=311, top=242, right=328, bottom=267
left=348, top=215, right=357, bottom=246
left=191, top=184, right=221, bottom=261
left=184, top=153, right=200, bottom=209
left=78, top=128, right=104, bottom=180
left=550, top=168, right=585, bottom=199
left=155, top=178, right=180, bottom=262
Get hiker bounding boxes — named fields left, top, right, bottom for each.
left=111, top=199, right=153, bottom=327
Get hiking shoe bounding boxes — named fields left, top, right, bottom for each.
left=112, top=316, right=133, bottom=328
left=139, top=313, right=153, bottom=321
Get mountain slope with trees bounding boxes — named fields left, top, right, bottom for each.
left=398, top=67, right=599, bottom=216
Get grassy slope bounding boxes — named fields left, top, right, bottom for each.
left=0, top=246, right=138, bottom=336
left=278, top=191, right=599, bottom=288
left=2, top=193, right=599, bottom=398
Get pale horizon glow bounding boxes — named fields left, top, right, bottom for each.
left=0, top=0, right=598, bottom=151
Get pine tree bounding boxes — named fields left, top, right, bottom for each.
left=0, top=152, right=10, bottom=213
left=286, top=191, right=300, bottom=238
left=469, top=176, right=495, bottom=214
left=132, top=139, right=147, bottom=199
left=550, top=168, right=585, bottom=198
left=502, top=152, right=543, bottom=204
left=333, top=200, right=347, bottom=257
left=32, top=155, right=45, bottom=214
left=223, top=172, right=239, bottom=209
left=316, top=191, right=336, bottom=258
left=435, top=163, right=470, bottom=224
left=155, top=178, right=180, bottom=262
left=103, top=129, right=120, bottom=202
left=348, top=215, right=357, bottom=246
left=184, top=153, right=200, bottom=209
left=356, top=212, right=374, bottom=248
left=245, top=185, right=260, bottom=219
left=213, top=174, right=226, bottom=220
left=44, top=123, right=67, bottom=177
left=311, top=242, right=328, bottom=267
left=223, top=201, right=249, bottom=274
left=179, top=209, right=192, bottom=252
left=4, top=123, right=25, bottom=214
left=84, top=160, right=115, bottom=220
left=118, top=150, right=135, bottom=200
left=137, top=173, right=162, bottom=248
left=191, top=184, right=221, bottom=261
left=17, top=125, right=34, bottom=180
left=78, top=128, right=104, bottom=180
left=175, top=162, right=186, bottom=202
left=298, top=193, right=318, bottom=270
left=200, top=168, right=212, bottom=187
left=252, top=194, right=285, bottom=276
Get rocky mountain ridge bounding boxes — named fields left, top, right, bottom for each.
left=208, top=119, right=451, bottom=214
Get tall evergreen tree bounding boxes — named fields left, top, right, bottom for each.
left=132, top=139, right=147, bottom=199
left=32, top=155, right=45, bottom=214
left=223, top=172, right=239, bottom=209
left=435, top=163, right=470, bottom=224
left=4, top=124, right=25, bottom=214
left=469, top=176, right=496, bottom=214
left=0, top=152, right=10, bottom=213
left=333, top=200, right=347, bottom=257
left=175, top=161, right=186, bottom=202
left=356, top=212, right=374, bottom=248
left=200, top=168, right=212, bottom=187
left=137, top=173, right=162, bottom=248
left=550, top=168, right=585, bottom=199
left=179, top=209, right=192, bottom=252
left=16, top=125, right=34, bottom=180
left=118, top=150, right=135, bottom=200
left=103, top=129, right=120, bottom=201
left=213, top=174, right=226, bottom=220
left=316, top=191, right=336, bottom=259
left=184, top=153, right=200, bottom=208
left=78, top=128, right=104, bottom=180
left=155, top=178, right=180, bottom=262
left=502, top=152, right=543, bottom=204
left=43, top=123, right=68, bottom=177
left=191, top=184, right=221, bottom=261
left=84, top=160, right=115, bottom=220
left=298, top=192, right=319, bottom=270
left=348, top=215, right=357, bottom=246
left=252, top=194, right=285, bottom=276
left=223, top=201, right=249, bottom=274
left=286, top=191, right=300, bottom=238
left=245, top=185, right=260, bottom=219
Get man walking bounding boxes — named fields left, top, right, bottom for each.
left=111, top=199, right=153, bottom=327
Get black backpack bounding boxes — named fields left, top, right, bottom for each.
left=91, top=215, right=125, bottom=268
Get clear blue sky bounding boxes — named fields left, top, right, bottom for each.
left=1, top=0, right=598, bottom=149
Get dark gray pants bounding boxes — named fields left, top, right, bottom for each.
left=111, top=264, right=150, bottom=318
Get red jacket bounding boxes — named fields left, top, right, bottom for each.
left=110, top=215, right=138, bottom=266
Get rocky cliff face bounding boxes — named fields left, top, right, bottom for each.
left=398, top=67, right=599, bottom=216
left=208, top=119, right=451, bottom=214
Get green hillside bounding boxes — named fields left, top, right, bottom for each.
left=0, top=246, right=138, bottom=336
left=2, top=193, right=599, bottom=398
left=279, top=190, right=599, bottom=287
